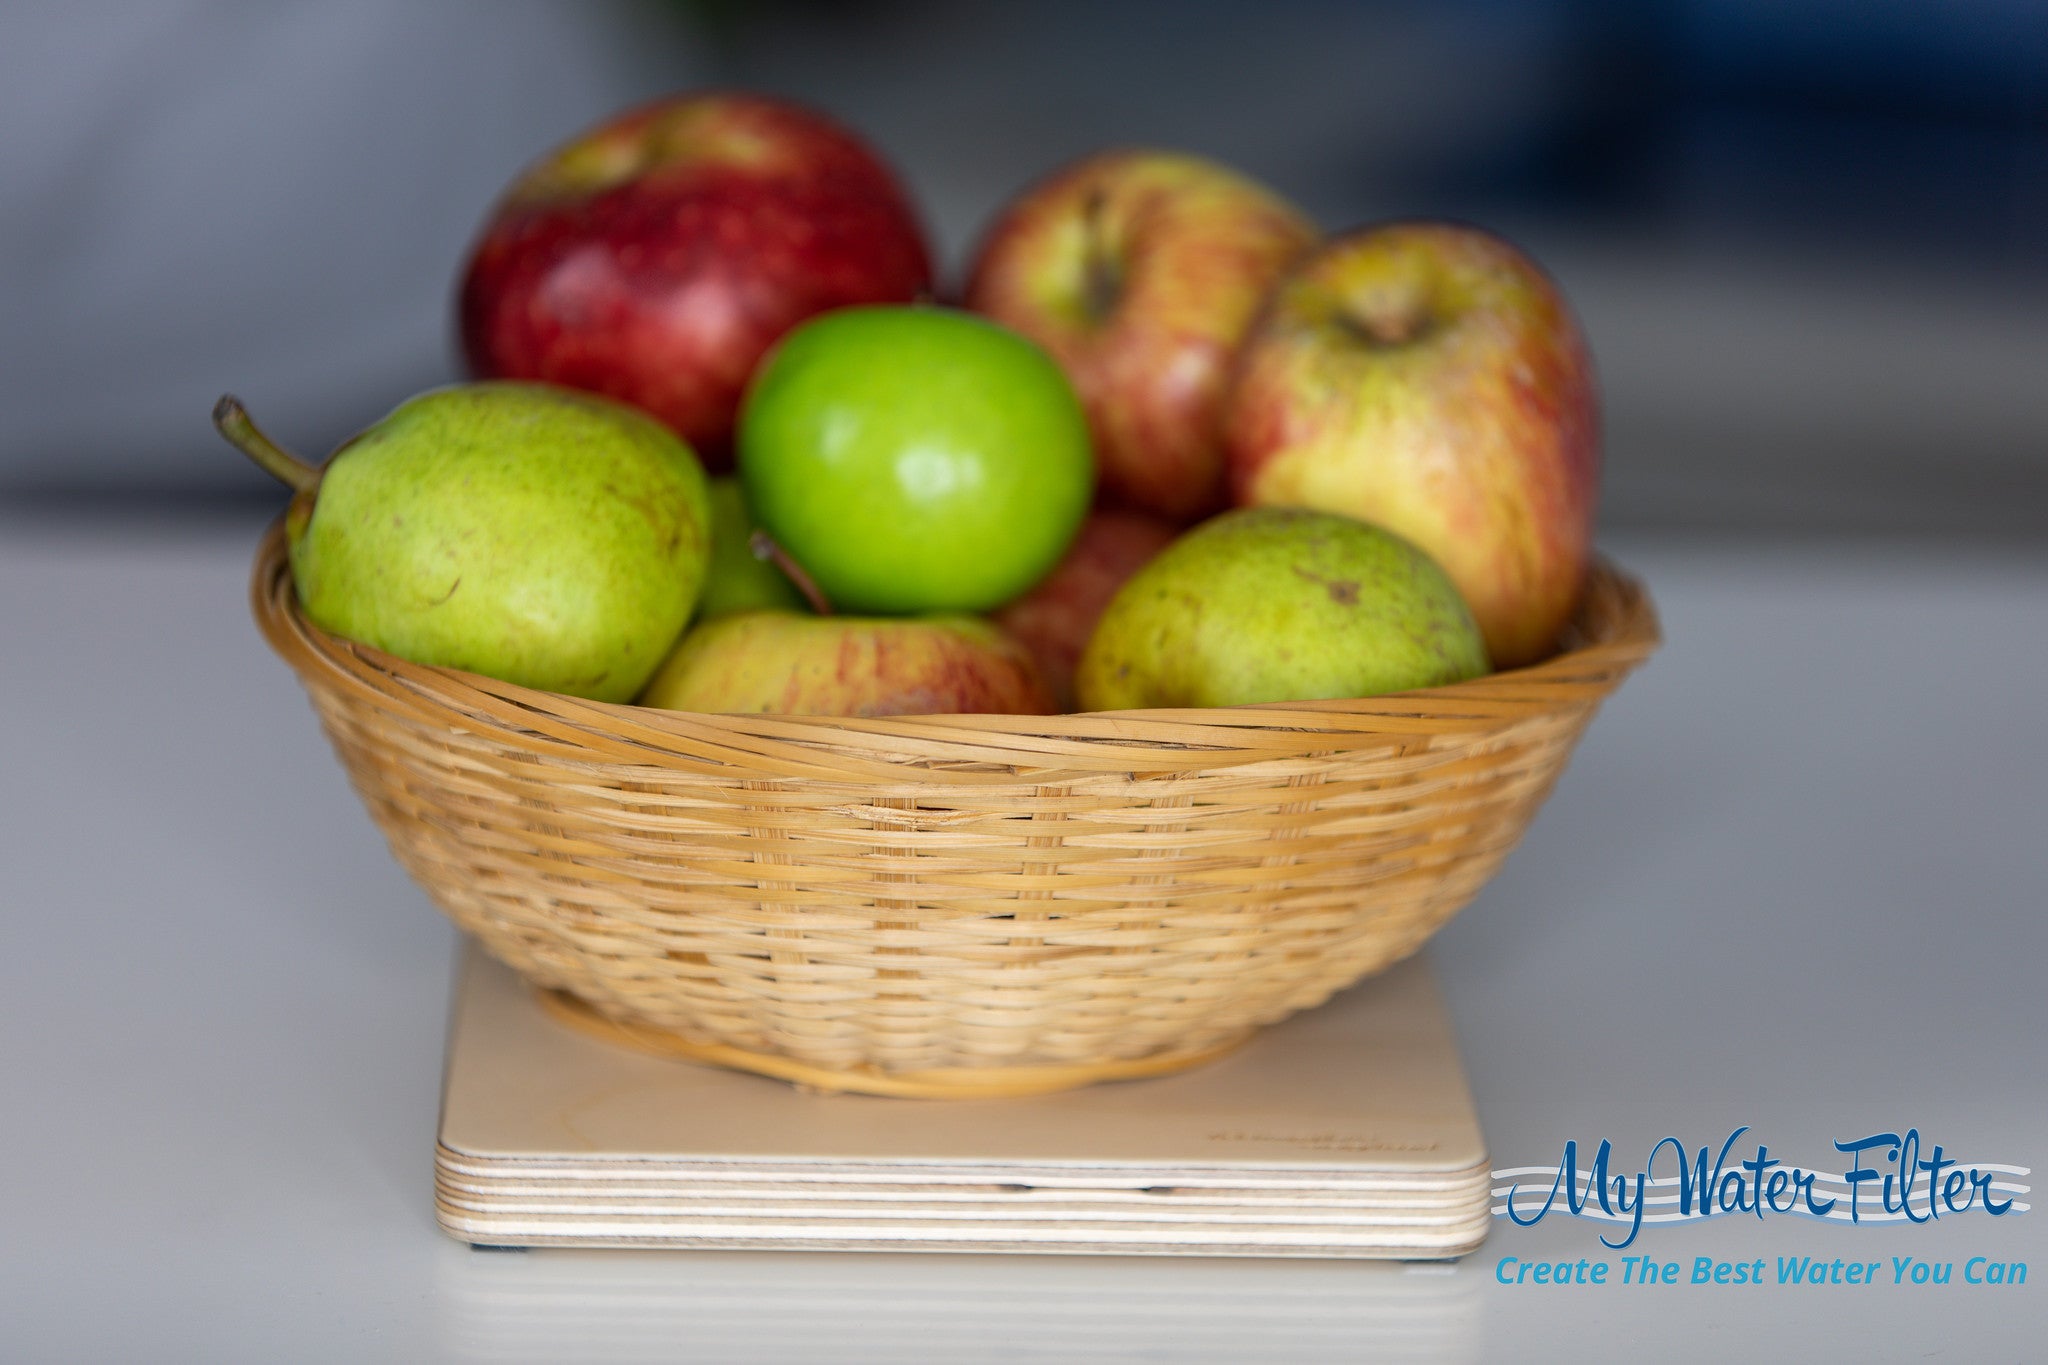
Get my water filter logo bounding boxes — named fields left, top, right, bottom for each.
left=1493, top=1127, right=2029, bottom=1248
left=1487, top=1127, right=2033, bottom=1292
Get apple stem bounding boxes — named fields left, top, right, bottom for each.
left=213, top=395, right=321, bottom=493
left=1080, top=188, right=1122, bottom=323
left=749, top=530, right=835, bottom=616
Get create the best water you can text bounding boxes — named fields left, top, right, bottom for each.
left=1494, top=1254, right=2026, bottom=1289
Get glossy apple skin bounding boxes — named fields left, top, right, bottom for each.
left=965, top=150, right=1316, bottom=522
left=993, top=508, right=1179, bottom=709
left=459, top=93, right=932, bottom=465
left=1224, top=223, right=1598, bottom=668
left=738, top=306, right=1094, bottom=615
left=637, top=611, right=1054, bottom=717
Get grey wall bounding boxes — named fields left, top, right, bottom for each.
left=4, top=0, right=2044, bottom=535
left=0, top=1, right=701, bottom=494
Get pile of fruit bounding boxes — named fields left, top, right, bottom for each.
left=221, top=93, right=1599, bottom=718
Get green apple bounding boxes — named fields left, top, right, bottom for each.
left=639, top=610, right=1054, bottom=716
left=696, top=476, right=808, bottom=619
left=737, top=305, right=1094, bottom=614
left=1074, top=507, right=1487, bottom=710
left=216, top=383, right=710, bottom=702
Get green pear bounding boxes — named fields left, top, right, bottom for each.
left=695, top=477, right=808, bottom=619
left=639, top=611, right=1055, bottom=717
left=1074, top=507, right=1488, bottom=710
left=218, top=382, right=710, bottom=702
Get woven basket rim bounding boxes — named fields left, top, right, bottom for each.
left=250, top=519, right=1659, bottom=780
left=252, top=520, right=1660, bottom=1089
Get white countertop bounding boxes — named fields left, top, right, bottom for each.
left=2, top=516, right=2042, bottom=1362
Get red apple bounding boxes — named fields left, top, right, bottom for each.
left=1223, top=222, right=1598, bottom=668
left=993, top=508, right=1180, bottom=709
left=458, top=92, right=932, bottom=465
left=965, top=150, right=1316, bottom=522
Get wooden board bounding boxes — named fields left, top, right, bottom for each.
left=437, top=941, right=1490, bottom=1258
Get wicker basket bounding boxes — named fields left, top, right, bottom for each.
left=252, top=523, right=1657, bottom=1097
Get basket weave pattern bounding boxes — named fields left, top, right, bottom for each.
left=253, top=525, right=1656, bottom=1087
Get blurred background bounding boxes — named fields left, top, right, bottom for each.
left=2, top=0, right=2043, bottom=537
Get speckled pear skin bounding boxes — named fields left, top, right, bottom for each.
left=639, top=611, right=1055, bottom=717
left=289, top=382, right=710, bottom=703
left=1074, top=506, right=1489, bottom=710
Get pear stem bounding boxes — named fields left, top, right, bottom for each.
left=213, top=395, right=320, bottom=493
left=749, top=530, right=835, bottom=616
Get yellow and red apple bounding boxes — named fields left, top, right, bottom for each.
left=1224, top=223, right=1598, bottom=668
left=639, top=611, right=1053, bottom=717
left=965, top=150, right=1316, bottom=522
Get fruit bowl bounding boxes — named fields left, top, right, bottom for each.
left=252, top=522, right=1658, bottom=1097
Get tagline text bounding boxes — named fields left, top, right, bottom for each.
left=1494, top=1255, right=2028, bottom=1289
